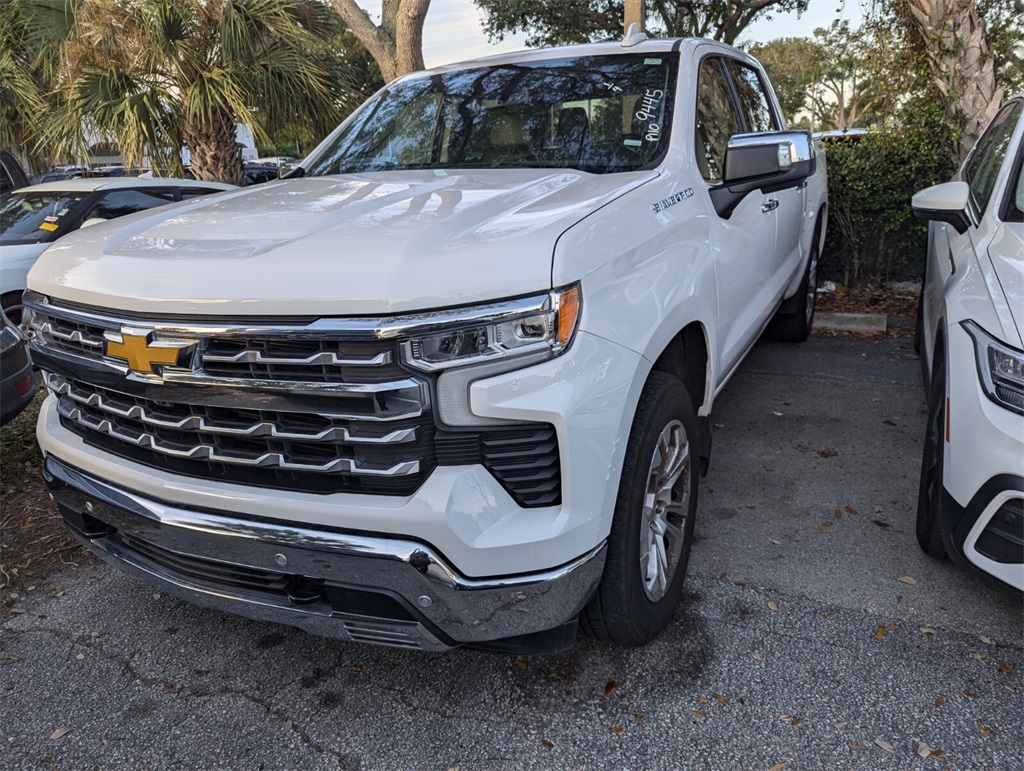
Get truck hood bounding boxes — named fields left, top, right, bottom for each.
left=28, top=169, right=655, bottom=317
left=987, top=223, right=1024, bottom=344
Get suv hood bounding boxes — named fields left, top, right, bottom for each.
left=28, top=169, right=655, bottom=317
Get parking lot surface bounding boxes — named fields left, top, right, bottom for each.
left=2, top=335, right=1021, bottom=769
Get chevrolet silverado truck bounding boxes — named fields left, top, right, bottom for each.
left=25, top=33, right=827, bottom=653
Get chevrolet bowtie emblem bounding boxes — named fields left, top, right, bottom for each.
left=105, top=331, right=194, bottom=374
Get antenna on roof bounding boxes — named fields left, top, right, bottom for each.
left=621, top=22, right=649, bottom=47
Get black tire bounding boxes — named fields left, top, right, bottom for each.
left=766, top=241, right=819, bottom=343
left=916, top=351, right=947, bottom=558
left=582, top=372, right=699, bottom=646
left=1, top=291, right=24, bottom=326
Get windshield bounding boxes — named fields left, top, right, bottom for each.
left=0, top=191, right=90, bottom=245
left=305, top=54, right=678, bottom=176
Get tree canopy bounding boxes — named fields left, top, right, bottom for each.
left=474, top=0, right=810, bottom=47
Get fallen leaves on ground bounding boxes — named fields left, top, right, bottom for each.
left=874, top=624, right=898, bottom=641
left=979, top=724, right=996, bottom=738
left=768, top=601, right=779, bottom=612
left=791, top=717, right=804, bottom=726
left=768, top=764, right=785, bottom=771
left=696, top=696, right=709, bottom=704
left=935, top=695, right=945, bottom=707
left=714, top=693, right=730, bottom=706
left=898, top=576, right=917, bottom=585
left=541, top=739, right=554, bottom=748
left=920, top=626, right=937, bottom=638
left=998, top=661, right=1015, bottom=675
left=769, top=538, right=781, bottom=545
left=690, top=710, right=706, bottom=719
left=514, top=659, right=528, bottom=670
left=917, top=742, right=932, bottom=758
left=964, top=689, right=977, bottom=699
left=610, top=725, right=624, bottom=735
left=635, top=714, right=644, bottom=724
left=980, top=635, right=994, bottom=644
left=604, top=680, right=617, bottom=695
left=848, top=741, right=868, bottom=751
left=49, top=727, right=69, bottom=741
left=874, top=738, right=894, bottom=752
left=751, top=651, right=763, bottom=661
left=282, top=720, right=292, bottom=733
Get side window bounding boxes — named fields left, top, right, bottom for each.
left=0, top=163, right=13, bottom=196
left=963, top=101, right=1023, bottom=216
left=1005, top=145, right=1023, bottom=223
left=696, top=57, right=742, bottom=183
left=83, top=188, right=177, bottom=221
left=723, top=60, right=778, bottom=133
left=179, top=188, right=223, bottom=201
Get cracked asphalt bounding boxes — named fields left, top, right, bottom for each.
left=2, top=335, right=1021, bottom=769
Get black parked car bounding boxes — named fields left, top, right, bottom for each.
left=0, top=308, right=35, bottom=426
left=0, top=150, right=30, bottom=202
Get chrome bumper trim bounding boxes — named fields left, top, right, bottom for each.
left=43, top=455, right=605, bottom=650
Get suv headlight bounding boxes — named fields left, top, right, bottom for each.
left=962, top=320, right=1024, bottom=415
left=401, top=285, right=581, bottom=372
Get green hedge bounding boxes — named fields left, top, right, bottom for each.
left=820, top=125, right=957, bottom=287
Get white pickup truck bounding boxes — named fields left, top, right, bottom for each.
left=25, top=34, right=827, bottom=653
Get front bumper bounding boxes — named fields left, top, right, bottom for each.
left=43, top=456, right=606, bottom=652
left=942, top=325, right=1024, bottom=590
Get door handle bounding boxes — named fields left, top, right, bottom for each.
left=761, top=199, right=779, bottom=213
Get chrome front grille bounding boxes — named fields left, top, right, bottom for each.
left=26, top=293, right=561, bottom=506
left=200, top=338, right=408, bottom=383
left=50, top=373, right=431, bottom=486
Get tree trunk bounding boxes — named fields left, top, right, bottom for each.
left=183, top=111, right=244, bottom=186
left=330, top=0, right=430, bottom=82
left=906, top=0, right=1003, bottom=161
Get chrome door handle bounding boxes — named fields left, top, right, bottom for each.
left=761, top=199, right=779, bottom=213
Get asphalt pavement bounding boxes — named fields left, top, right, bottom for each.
left=2, top=334, right=1021, bottom=769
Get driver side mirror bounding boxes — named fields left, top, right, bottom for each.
left=911, top=181, right=971, bottom=235
left=710, top=130, right=816, bottom=218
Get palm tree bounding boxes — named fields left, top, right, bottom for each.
left=48, top=0, right=360, bottom=184
left=0, top=0, right=76, bottom=168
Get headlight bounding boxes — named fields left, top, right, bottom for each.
left=401, top=285, right=581, bottom=372
left=962, top=320, right=1024, bottom=415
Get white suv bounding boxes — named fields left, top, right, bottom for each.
left=912, top=93, right=1024, bottom=591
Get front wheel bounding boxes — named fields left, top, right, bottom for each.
left=1, top=291, right=24, bottom=326
left=916, top=354, right=948, bottom=558
left=582, top=372, right=699, bottom=646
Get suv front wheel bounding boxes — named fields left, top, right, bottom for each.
left=582, top=372, right=699, bottom=646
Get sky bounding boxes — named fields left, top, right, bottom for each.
left=353, top=0, right=868, bottom=69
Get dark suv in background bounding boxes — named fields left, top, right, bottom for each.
left=0, top=150, right=30, bottom=201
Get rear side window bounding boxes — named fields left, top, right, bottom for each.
left=695, top=57, right=742, bottom=183
left=964, top=101, right=1022, bottom=216
left=179, top=188, right=223, bottom=200
left=83, top=188, right=177, bottom=221
left=723, top=59, right=778, bottom=133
